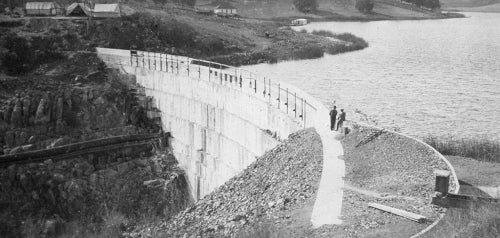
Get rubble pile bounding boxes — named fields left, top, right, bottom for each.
left=132, top=128, right=323, bottom=237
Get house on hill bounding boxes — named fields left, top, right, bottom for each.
left=92, top=3, right=121, bottom=18
left=213, top=2, right=237, bottom=16
left=197, top=1, right=237, bottom=16
left=66, top=3, right=91, bottom=17
left=25, top=2, right=63, bottom=16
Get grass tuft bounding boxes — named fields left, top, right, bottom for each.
left=424, top=137, right=500, bottom=163
left=425, top=203, right=500, bottom=237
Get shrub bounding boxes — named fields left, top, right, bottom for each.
left=424, top=136, right=500, bottom=163
left=355, top=0, right=374, bottom=13
left=310, top=30, right=369, bottom=54
left=293, top=0, right=318, bottom=13
left=293, top=45, right=324, bottom=59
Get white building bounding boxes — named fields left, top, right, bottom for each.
left=92, top=4, right=121, bottom=18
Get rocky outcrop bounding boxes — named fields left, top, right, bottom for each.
left=0, top=152, right=191, bottom=237
left=0, top=82, right=157, bottom=155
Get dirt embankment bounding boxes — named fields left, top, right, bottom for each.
left=127, top=128, right=324, bottom=237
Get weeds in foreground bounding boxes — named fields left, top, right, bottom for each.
left=425, top=202, right=500, bottom=238
left=424, top=136, right=500, bottom=163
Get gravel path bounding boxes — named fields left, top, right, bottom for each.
left=327, top=125, right=451, bottom=237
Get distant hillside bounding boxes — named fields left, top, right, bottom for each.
left=450, top=2, right=500, bottom=11
left=440, top=0, right=500, bottom=8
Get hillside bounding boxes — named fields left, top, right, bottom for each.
left=448, top=2, right=500, bottom=12
left=440, top=0, right=500, bottom=8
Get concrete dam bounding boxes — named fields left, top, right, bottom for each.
left=96, top=47, right=459, bottom=231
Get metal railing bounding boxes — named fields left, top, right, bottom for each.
left=119, top=49, right=318, bottom=128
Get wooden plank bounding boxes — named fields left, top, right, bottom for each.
left=368, top=202, right=427, bottom=223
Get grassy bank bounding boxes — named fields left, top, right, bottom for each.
left=424, top=137, right=500, bottom=163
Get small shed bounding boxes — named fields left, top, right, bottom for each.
left=291, top=18, right=308, bottom=26
left=213, top=2, right=237, bottom=16
left=66, top=3, right=91, bottom=17
left=25, top=2, right=63, bottom=16
left=92, top=4, right=121, bottom=18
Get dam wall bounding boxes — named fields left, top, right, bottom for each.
left=96, top=48, right=320, bottom=200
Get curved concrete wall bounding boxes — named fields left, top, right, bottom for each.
left=96, top=48, right=321, bottom=200
left=96, top=48, right=459, bottom=233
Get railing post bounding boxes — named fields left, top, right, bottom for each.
left=170, top=55, right=174, bottom=72
left=263, top=77, right=266, bottom=97
left=160, top=54, right=162, bottom=71
left=254, top=79, right=257, bottom=93
left=219, top=64, right=222, bottom=84
left=148, top=51, right=150, bottom=70
left=142, top=52, right=145, bottom=68
left=285, top=88, right=289, bottom=113
left=277, top=83, right=280, bottom=109
left=239, top=74, right=242, bottom=88
left=294, top=92, right=297, bottom=118
left=300, top=97, right=304, bottom=121
left=187, top=58, right=190, bottom=77
left=176, top=55, right=179, bottom=74
left=304, top=100, right=307, bottom=127
left=199, top=65, right=201, bottom=79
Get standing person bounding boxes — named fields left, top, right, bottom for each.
left=329, top=106, right=337, bottom=131
left=337, top=109, right=346, bottom=131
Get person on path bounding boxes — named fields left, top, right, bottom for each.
left=337, top=109, right=346, bottom=131
left=329, top=106, right=337, bottom=131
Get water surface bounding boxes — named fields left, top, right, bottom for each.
left=242, top=13, right=500, bottom=140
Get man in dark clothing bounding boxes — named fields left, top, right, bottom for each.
left=329, top=106, right=337, bottom=131
left=337, top=109, right=346, bottom=131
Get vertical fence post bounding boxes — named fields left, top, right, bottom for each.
left=294, top=92, right=297, bottom=118
left=277, top=83, right=280, bottom=109
left=199, top=65, right=201, bottom=79
left=304, top=100, right=307, bottom=127
left=239, top=74, right=242, bottom=88
left=187, top=58, right=190, bottom=77
left=263, top=77, right=266, bottom=97
left=254, top=79, right=257, bottom=93
left=147, top=52, right=150, bottom=70
left=176, top=55, right=179, bottom=74
left=219, top=64, right=222, bottom=84
left=170, top=55, right=174, bottom=72
left=268, top=78, right=271, bottom=101
left=142, top=52, right=145, bottom=68
left=286, top=88, right=289, bottom=113
left=300, top=98, right=304, bottom=121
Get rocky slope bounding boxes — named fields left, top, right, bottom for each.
left=128, top=128, right=324, bottom=237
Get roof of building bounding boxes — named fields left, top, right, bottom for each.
left=66, top=3, right=91, bottom=15
left=93, top=3, right=120, bottom=13
left=25, top=2, right=60, bottom=10
left=214, top=2, right=236, bottom=9
left=199, top=1, right=236, bottom=9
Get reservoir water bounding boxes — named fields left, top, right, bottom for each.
left=242, top=12, right=500, bottom=140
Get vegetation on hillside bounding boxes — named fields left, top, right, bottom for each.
left=424, top=136, right=500, bottom=163
left=355, top=0, right=375, bottom=13
left=293, top=0, right=318, bottom=13
left=403, top=0, right=441, bottom=9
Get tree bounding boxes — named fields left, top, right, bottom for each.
left=355, top=0, right=374, bottom=13
left=423, top=0, right=440, bottom=9
left=293, top=0, right=318, bottom=13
